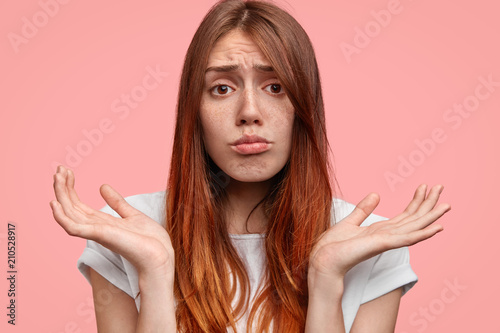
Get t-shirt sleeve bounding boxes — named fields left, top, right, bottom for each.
left=360, top=246, right=418, bottom=304
left=359, top=210, right=418, bottom=303
left=76, top=204, right=135, bottom=298
left=332, top=198, right=418, bottom=304
left=359, top=211, right=418, bottom=304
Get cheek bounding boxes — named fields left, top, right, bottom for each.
left=200, top=99, right=226, bottom=141
left=269, top=101, right=295, bottom=143
left=280, top=103, right=295, bottom=157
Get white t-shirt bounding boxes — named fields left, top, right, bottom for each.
left=77, top=191, right=417, bottom=332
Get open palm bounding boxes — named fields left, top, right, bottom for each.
left=309, top=184, right=451, bottom=279
left=50, top=165, right=174, bottom=276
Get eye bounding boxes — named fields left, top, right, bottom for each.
left=265, top=83, right=283, bottom=94
left=211, top=85, right=234, bottom=96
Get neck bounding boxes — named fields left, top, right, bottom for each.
left=224, top=177, right=274, bottom=234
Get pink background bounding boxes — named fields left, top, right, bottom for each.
left=1, top=0, right=498, bottom=332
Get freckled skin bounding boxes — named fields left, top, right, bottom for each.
left=200, top=30, right=295, bottom=184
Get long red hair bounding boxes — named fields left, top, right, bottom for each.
left=166, top=1, right=336, bottom=331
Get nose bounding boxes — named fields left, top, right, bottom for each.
left=236, top=88, right=262, bottom=126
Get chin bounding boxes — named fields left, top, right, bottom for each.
left=224, top=167, right=281, bottom=183
left=229, top=174, right=275, bottom=183
left=210, top=157, right=288, bottom=185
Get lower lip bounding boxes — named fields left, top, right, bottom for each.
left=232, top=142, right=270, bottom=155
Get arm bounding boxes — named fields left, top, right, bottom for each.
left=305, top=279, right=403, bottom=333
left=90, top=268, right=177, bottom=333
left=90, top=268, right=138, bottom=332
left=305, top=278, right=403, bottom=333
left=350, top=287, right=402, bottom=332
left=305, top=273, right=346, bottom=332
left=50, top=165, right=177, bottom=332
left=305, top=184, right=450, bottom=332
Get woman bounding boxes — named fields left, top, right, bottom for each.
left=50, top=0, right=450, bottom=332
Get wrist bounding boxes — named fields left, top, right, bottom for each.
left=306, top=270, right=345, bottom=332
left=307, top=268, right=345, bottom=299
left=138, top=265, right=174, bottom=291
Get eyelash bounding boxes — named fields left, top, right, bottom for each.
left=210, top=84, right=234, bottom=96
left=209, top=83, right=284, bottom=96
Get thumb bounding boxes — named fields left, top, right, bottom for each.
left=99, top=184, right=140, bottom=218
left=345, top=192, right=380, bottom=226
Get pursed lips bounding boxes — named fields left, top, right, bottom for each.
left=231, top=135, right=271, bottom=155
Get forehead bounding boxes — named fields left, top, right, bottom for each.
left=206, top=30, right=270, bottom=68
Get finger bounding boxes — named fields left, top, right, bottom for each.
left=66, top=168, right=94, bottom=215
left=66, top=168, right=80, bottom=202
left=345, top=192, right=380, bottom=226
left=51, top=200, right=113, bottom=243
left=53, top=167, right=86, bottom=220
left=404, top=184, right=427, bottom=215
left=50, top=200, right=86, bottom=237
left=62, top=167, right=122, bottom=221
left=399, top=202, right=451, bottom=233
left=100, top=184, right=141, bottom=218
left=387, top=184, right=427, bottom=225
left=412, top=185, right=444, bottom=219
left=54, top=165, right=95, bottom=222
left=53, top=166, right=70, bottom=204
left=397, top=223, right=444, bottom=247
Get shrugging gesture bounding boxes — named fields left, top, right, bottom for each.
left=309, top=184, right=450, bottom=280
left=50, top=165, right=174, bottom=277
left=50, top=165, right=176, bottom=332
left=306, top=184, right=451, bottom=332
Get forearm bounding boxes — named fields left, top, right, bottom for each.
left=136, top=269, right=177, bottom=333
left=305, top=271, right=346, bottom=333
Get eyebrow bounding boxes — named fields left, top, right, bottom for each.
left=205, top=64, right=274, bottom=73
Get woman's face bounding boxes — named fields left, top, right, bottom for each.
left=200, top=29, right=295, bottom=183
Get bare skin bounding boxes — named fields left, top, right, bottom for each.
left=305, top=184, right=450, bottom=332
left=200, top=30, right=295, bottom=234
left=50, top=165, right=176, bottom=332
left=50, top=30, right=451, bottom=333
left=50, top=165, right=450, bottom=332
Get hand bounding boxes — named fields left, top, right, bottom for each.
left=50, top=165, right=174, bottom=278
left=308, top=184, right=451, bottom=281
